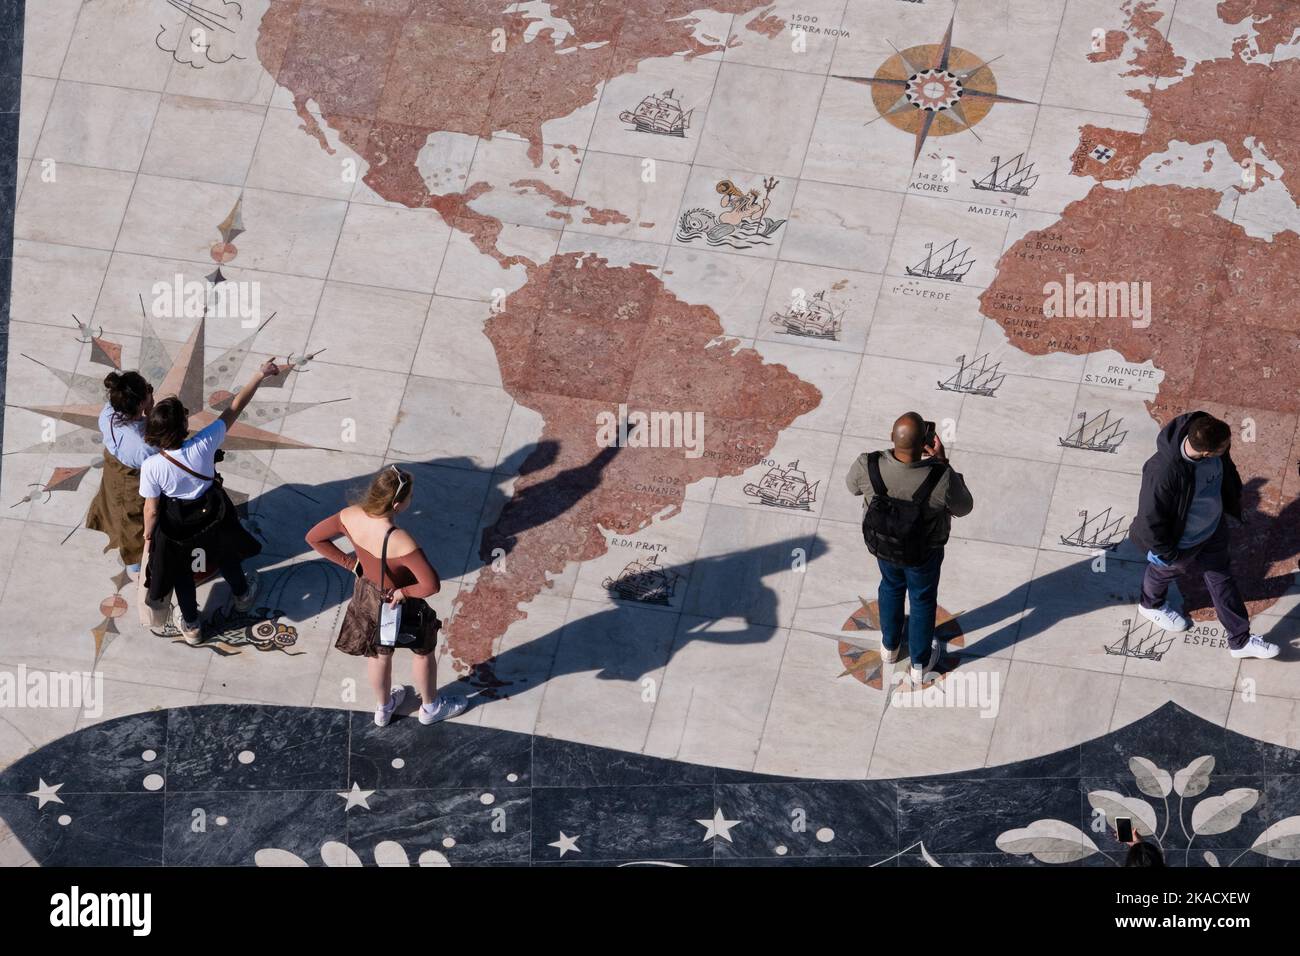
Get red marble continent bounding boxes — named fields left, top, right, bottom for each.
left=745, top=7, right=786, bottom=40
left=979, top=183, right=1300, bottom=618
left=1087, top=30, right=1128, bottom=63
left=581, top=207, right=632, bottom=226
left=445, top=252, right=822, bottom=668
left=257, top=0, right=773, bottom=231
left=1218, top=0, right=1300, bottom=57
left=1118, top=1, right=1185, bottom=82
left=1068, top=0, right=1300, bottom=206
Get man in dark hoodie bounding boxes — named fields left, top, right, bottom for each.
left=1129, top=411, right=1278, bottom=660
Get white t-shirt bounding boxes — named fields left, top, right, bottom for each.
left=139, top=420, right=226, bottom=501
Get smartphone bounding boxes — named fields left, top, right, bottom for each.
left=1115, top=817, right=1133, bottom=842
left=922, top=420, right=937, bottom=448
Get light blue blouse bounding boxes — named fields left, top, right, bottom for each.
left=98, top=403, right=157, bottom=470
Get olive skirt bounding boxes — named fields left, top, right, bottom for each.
left=85, top=451, right=146, bottom=565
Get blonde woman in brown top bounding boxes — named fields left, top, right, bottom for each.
left=306, top=466, right=467, bottom=727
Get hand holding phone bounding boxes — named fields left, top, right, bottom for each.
left=1115, top=816, right=1134, bottom=843
left=922, top=421, right=946, bottom=461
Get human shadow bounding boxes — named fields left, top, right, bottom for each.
left=440, top=534, right=829, bottom=705
left=478, top=444, right=621, bottom=560
left=952, top=477, right=1300, bottom=662
left=195, top=441, right=560, bottom=623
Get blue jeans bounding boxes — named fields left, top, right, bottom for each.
left=877, top=547, right=944, bottom=666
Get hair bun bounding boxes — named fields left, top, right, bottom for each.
left=103, top=371, right=122, bottom=389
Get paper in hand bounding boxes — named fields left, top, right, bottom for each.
left=379, top=601, right=402, bottom=647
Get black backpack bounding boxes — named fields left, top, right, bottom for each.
left=861, top=452, right=947, bottom=567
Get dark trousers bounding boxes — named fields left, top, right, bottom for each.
left=1140, top=520, right=1250, bottom=648
left=877, top=547, right=944, bottom=666
left=172, top=557, right=248, bottom=624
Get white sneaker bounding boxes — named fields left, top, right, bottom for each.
left=879, top=644, right=900, bottom=664
left=172, top=605, right=203, bottom=646
left=374, top=686, right=406, bottom=727
left=1230, top=634, right=1280, bottom=660
left=910, top=641, right=941, bottom=684
left=418, top=695, right=468, bottom=725
left=1138, top=602, right=1189, bottom=632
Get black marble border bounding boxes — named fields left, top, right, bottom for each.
left=0, top=0, right=22, bottom=468
left=1, top=701, right=1296, bottom=867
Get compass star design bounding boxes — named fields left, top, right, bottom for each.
left=13, top=294, right=341, bottom=660
left=832, top=12, right=1035, bottom=163
left=14, top=298, right=338, bottom=507
left=906, top=69, right=964, bottom=111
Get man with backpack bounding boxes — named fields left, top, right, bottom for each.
left=846, top=412, right=973, bottom=684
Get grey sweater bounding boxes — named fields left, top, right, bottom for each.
left=845, top=451, right=974, bottom=548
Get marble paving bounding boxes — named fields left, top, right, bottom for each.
left=4, top=702, right=1300, bottom=866
left=2, top=0, right=1300, bottom=866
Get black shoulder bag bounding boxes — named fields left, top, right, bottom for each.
left=158, top=451, right=228, bottom=543
left=374, top=526, right=440, bottom=650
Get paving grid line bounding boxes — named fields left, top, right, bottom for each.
left=285, top=2, right=471, bottom=718
left=457, top=0, right=638, bottom=738
left=972, top=0, right=1081, bottom=772
left=730, top=0, right=881, bottom=778
left=489, top=10, right=780, bottom=754
left=3, top=0, right=178, bottom=703
left=2, top=0, right=1300, bottom=775
left=0, top=0, right=27, bottom=608
left=638, top=2, right=850, bottom=778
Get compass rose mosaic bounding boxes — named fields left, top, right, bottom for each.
left=838, top=597, right=965, bottom=689
left=833, top=13, right=1035, bottom=162
left=8, top=198, right=343, bottom=659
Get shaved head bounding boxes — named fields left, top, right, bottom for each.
left=892, top=412, right=924, bottom=456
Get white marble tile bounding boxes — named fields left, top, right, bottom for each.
left=643, top=613, right=789, bottom=771
left=985, top=660, right=1121, bottom=766
left=36, top=81, right=159, bottom=171
left=309, top=281, right=430, bottom=374
left=15, top=163, right=136, bottom=249
left=328, top=202, right=451, bottom=292
left=532, top=601, right=677, bottom=755
left=694, top=62, right=826, bottom=179
left=19, top=0, right=81, bottom=79
left=753, top=630, right=880, bottom=779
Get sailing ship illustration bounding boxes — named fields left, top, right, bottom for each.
left=769, top=290, right=843, bottom=340
left=936, top=354, right=1005, bottom=397
left=743, top=461, right=819, bottom=511
left=1105, top=618, right=1175, bottom=662
left=905, top=239, right=975, bottom=282
left=619, top=89, right=693, bottom=136
left=1060, top=508, right=1129, bottom=551
left=1059, top=410, right=1128, bottom=453
left=602, top=554, right=682, bottom=605
left=971, top=153, right=1038, bottom=196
